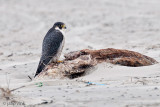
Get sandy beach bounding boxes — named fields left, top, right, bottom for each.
left=0, top=0, right=160, bottom=106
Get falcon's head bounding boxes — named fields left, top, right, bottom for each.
left=53, top=22, right=67, bottom=31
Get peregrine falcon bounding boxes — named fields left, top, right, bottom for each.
left=34, top=22, right=66, bottom=77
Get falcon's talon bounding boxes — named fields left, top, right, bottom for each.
left=57, top=60, right=64, bottom=63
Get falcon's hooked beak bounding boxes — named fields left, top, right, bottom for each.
left=62, top=24, right=67, bottom=29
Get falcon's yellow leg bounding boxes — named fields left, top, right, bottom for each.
left=57, top=60, right=64, bottom=63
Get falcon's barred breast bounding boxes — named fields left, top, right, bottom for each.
left=35, top=22, right=66, bottom=77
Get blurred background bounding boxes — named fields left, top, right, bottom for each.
left=0, top=0, right=160, bottom=76
left=0, top=1, right=160, bottom=106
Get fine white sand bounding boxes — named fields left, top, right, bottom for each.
left=0, top=0, right=160, bottom=106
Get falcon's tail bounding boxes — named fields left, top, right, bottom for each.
left=34, top=57, right=51, bottom=77
left=34, top=62, right=45, bottom=77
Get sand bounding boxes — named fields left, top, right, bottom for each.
left=0, top=0, right=160, bottom=107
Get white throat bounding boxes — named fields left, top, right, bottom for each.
left=55, top=27, right=66, bottom=36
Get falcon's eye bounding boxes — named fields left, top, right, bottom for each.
left=58, top=25, right=62, bottom=29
